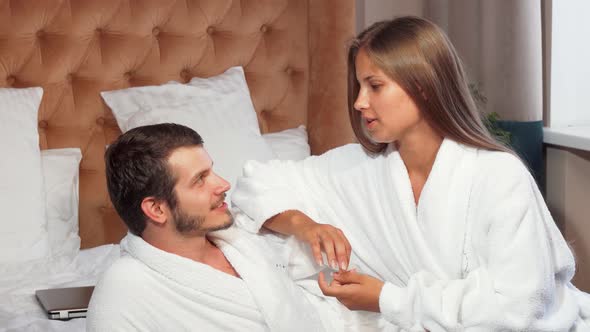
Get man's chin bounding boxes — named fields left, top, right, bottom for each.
left=206, top=216, right=234, bottom=233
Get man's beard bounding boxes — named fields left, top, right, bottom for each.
left=172, top=206, right=233, bottom=235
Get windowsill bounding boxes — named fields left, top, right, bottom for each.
left=543, top=126, right=590, bottom=151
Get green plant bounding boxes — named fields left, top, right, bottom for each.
left=468, top=83, right=512, bottom=145
left=484, top=111, right=512, bottom=145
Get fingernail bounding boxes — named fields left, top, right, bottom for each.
left=316, top=258, right=323, bottom=267
left=331, top=260, right=338, bottom=270
left=340, top=261, right=347, bottom=271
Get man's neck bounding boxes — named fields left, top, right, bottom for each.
left=143, top=228, right=240, bottom=277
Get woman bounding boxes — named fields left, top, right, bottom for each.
left=232, top=16, right=590, bottom=331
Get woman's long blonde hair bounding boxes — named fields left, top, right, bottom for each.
left=348, top=16, right=512, bottom=154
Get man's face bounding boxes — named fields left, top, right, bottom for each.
left=166, top=146, right=233, bottom=235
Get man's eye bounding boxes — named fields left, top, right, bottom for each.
left=194, top=177, right=205, bottom=186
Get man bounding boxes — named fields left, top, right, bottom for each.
left=87, top=124, right=384, bottom=331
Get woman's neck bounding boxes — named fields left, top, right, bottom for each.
left=395, top=123, right=443, bottom=204
left=396, top=125, right=443, bottom=176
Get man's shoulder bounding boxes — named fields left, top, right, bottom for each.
left=103, top=255, right=147, bottom=280
left=87, top=256, right=155, bottom=331
left=94, top=255, right=152, bottom=297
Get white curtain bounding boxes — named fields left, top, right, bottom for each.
left=358, top=0, right=543, bottom=121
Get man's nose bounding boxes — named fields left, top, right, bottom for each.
left=213, top=172, right=231, bottom=195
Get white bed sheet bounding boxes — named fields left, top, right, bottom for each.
left=0, top=244, right=120, bottom=332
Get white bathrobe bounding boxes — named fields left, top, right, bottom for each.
left=87, top=225, right=386, bottom=332
left=232, top=138, right=590, bottom=332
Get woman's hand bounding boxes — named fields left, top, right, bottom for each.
left=264, top=210, right=351, bottom=270
left=318, top=270, right=384, bottom=312
left=295, top=221, right=352, bottom=270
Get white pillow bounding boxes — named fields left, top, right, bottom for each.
left=262, top=125, right=311, bottom=161
left=0, top=87, right=49, bottom=263
left=41, top=148, right=82, bottom=260
left=101, top=67, right=275, bottom=197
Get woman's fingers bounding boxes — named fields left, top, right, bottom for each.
left=310, top=236, right=324, bottom=266
left=333, top=270, right=362, bottom=284
left=334, top=229, right=351, bottom=270
left=318, top=272, right=340, bottom=297
left=300, top=223, right=352, bottom=270
left=319, top=233, right=338, bottom=270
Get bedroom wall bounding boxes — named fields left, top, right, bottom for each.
left=356, top=0, right=423, bottom=33
left=545, top=147, right=590, bottom=291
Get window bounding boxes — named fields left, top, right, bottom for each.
left=544, top=0, right=590, bottom=151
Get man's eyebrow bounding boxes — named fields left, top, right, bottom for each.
left=189, top=162, right=213, bottom=184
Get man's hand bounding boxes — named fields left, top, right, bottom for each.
left=318, top=270, right=384, bottom=312
left=264, top=210, right=352, bottom=271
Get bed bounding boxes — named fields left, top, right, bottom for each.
left=0, top=0, right=355, bottom=330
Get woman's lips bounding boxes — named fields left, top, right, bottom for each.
left=365, top=117, right=377, bottom=129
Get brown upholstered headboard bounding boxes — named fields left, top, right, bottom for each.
left=0, top=0, right=355, bottom=248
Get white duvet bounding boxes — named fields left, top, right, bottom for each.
left=0, top=245, right=120, bottom=332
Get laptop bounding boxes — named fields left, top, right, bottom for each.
left=35, top=286, right=94, bottom=320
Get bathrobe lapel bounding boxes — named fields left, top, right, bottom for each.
left=387, top=139, right=477, bottom=279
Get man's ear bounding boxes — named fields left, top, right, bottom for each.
left=140, top=197, right=169, bottom=225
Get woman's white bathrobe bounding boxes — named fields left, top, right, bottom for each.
left=87, top=225, right=385, bottom=331
left=232, top=139, right=590, bottom=332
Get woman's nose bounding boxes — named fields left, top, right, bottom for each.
left=354, top=91, right=368, bottom=111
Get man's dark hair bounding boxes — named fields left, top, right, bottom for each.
left=105, top=123, right=204, bottom=236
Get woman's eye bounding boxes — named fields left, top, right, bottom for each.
left=370, top=84, right=381, bottom=91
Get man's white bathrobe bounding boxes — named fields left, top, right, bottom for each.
left=232, top=139, right=590, bottom=332
left=87, top=225, right=385, bottom=331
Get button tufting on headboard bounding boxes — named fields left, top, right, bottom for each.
left=0, top=0, right=355, bottom=248
left=6, top=76, right=15, bottom=86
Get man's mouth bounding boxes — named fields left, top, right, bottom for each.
left=211, top=194, right=227, bottom=210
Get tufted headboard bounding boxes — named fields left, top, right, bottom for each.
left=0, top=0, right=355, bottom=248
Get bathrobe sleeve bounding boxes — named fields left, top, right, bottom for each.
left=232, top=144, right=368, bottom=233
left=378, top=153, right=578, bottom=331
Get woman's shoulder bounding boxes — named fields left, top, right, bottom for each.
left=311, top=143, right=378, bottom=169
left=471, top=148, right=534, bottom=195
left=475, top=148, right=529, bottom=176
left=319, top=143, right=368, bottom=158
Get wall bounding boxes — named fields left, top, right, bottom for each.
left=546, top=147, right=590, bottom=291
left=355, top=0, right=424, bottom=33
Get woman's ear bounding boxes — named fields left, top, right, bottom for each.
left=141, top=197, right=168, bottom=225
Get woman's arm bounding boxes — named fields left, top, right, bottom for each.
left=266, top=210, right=351, bottom=270
left=318, top=160, right=577, bottom=331
left=233, top=145, right=367, bottom=270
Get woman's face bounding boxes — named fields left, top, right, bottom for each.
left=353, top=48, right=423, bottom=144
